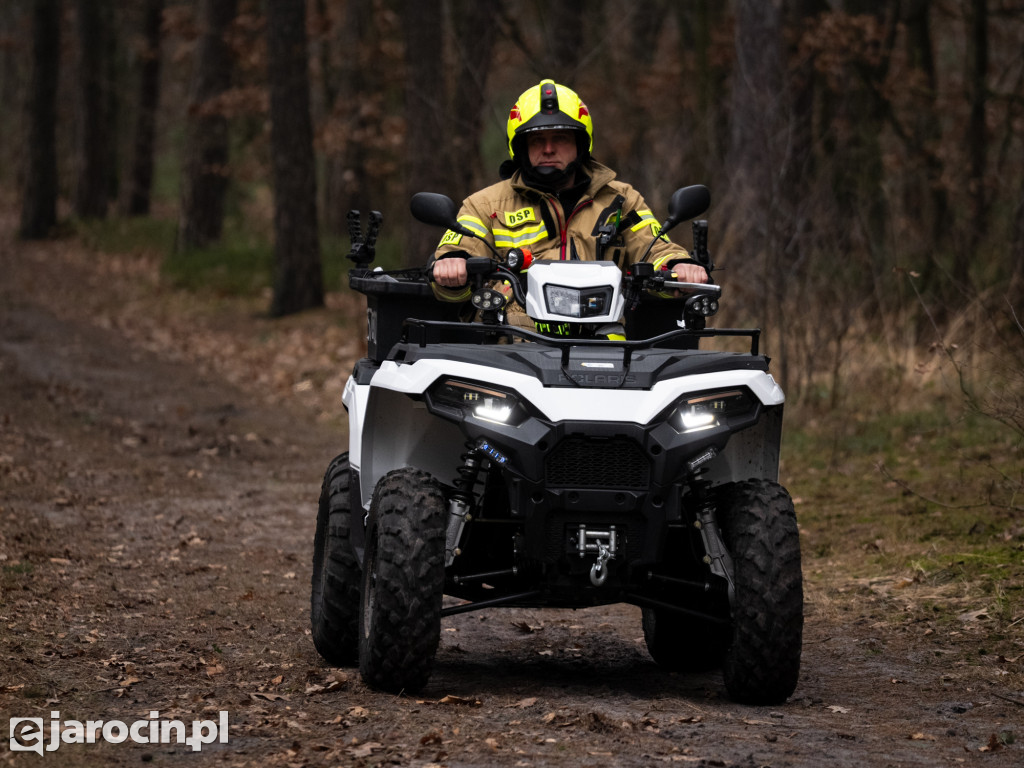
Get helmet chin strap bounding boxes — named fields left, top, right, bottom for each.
left=522, top=159, right=582, bottom=192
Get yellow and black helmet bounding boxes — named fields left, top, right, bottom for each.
left=506, top=79, right=593, bottom=161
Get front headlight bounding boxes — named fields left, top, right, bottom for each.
left=544, top=284, right=613, bottom=318
left=669, top=389, right=757, bottom=434
left=428, top=379, right=527, bottom=426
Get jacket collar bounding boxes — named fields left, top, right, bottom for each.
left=511, top=160, right=617, bottom=199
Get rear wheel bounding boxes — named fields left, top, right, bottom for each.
left=310, top=453, right=361, bottom=665
left=359, top=468, right=446, bottom=693
left=642, top=609, right=729, bottom=672
left=718, top=479, right=803, bottom=704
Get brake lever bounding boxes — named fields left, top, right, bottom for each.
left=491, top=263, right=527, bottom=308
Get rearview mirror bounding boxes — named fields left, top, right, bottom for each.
left=661, top=185, right=711, bottom=236
left=410, top=193, right=461, bottom=231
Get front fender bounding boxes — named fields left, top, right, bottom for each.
left=356, top=387, right=464, bottom=512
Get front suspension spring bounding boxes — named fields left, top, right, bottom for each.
left=452, top=440, right=483, bottom=504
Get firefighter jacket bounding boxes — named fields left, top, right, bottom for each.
left=427, top=160, right=701, bottom=307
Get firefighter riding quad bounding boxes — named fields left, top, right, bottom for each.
left=310, top=186, right=803, bottom=705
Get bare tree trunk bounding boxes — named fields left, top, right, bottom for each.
left=320, top=0, right=374, bottom=235
left=177, top=0, right=236, bottom=252
left=780, top=0, right=823, bottom=211
left=401, top=0, right=447, bottom=268
left=961, top=0, right=988, bottom=289
left=543, top=1, right=583, bottom=82
left=20, top=0, right=61, bottom=239
left=904, top=0, right=949, bottom=244
left=450, top=0, right=497, bottom=193
left=620, top=3, right=662, bottom=194
left=900, top=0, right=957, bottom=314
left=267, top=0, right=323, bottom=317
left=729, top=0, right=785, bottom=199
left=727, top=0, right=785, bottom=315
left=839, top=1, right=897, bottom=253
left=102, top=0, right=121, bottom=204
left=1011, top=174, right=1024, bottom=305
left=74, top=0, right=108, bottom=219
left=672, top=0, right=730, bottom=182
left=125, top=0, right=163, bottom=216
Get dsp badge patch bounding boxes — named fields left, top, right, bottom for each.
left=439, top=229, right=463, bottom=246
left=504, top=207, right=537, bottom=228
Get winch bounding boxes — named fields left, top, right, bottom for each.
left=576, top=524, right=618, bottom=586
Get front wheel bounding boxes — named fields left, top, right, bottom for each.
left=359, top=468, right=447, bottom=693
left=719, top=479, right=803, bottom=704
left=311, top=453, right=362, bottom=665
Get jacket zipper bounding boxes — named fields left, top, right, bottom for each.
left=547, top=196, right=594, bottom=260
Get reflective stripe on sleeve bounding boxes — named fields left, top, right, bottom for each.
left=630, top=210, right=668, bottom=241
left=432, top=283, right=473, bottom=302
left=457, top=215, right=489, bottom=238
left=650, top=253, right=689, bottom=270
left=630, top=210, right=658, bottom=233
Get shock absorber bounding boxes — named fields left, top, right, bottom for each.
left=446, top=442, right=483, bottom=566
left=452, top=441, right=483, bottom=504
left=689, top=476, right=735, bottom=604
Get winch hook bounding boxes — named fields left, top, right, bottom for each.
left=589, top=543, right=612, bottom=587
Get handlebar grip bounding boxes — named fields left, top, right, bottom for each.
left=661, top=281, right=722, bottom=297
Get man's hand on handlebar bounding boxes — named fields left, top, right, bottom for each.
left=667, top=263, right=709, bottom=297
left=432, top=256, right=708, bottom=294
left=670, top=263, right=708, bottom=284
left=432, top=257, right=468, bottom=288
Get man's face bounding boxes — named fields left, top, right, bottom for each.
left=526, top=130, right=578, bottom=171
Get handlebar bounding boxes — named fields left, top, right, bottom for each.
left=431, top=255, right=719, bottom=305
left=661, top=280, right=721, bottom=296
left=429, top=256, right=527, bottom=315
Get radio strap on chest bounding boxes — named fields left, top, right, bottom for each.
left=593, top=194, right=626, bottom=262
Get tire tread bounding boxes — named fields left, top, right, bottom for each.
left=359, top=468, right=446, bottom=693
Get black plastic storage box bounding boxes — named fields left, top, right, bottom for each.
left=349, top=269, right=462, bottom=363
left=624, top=293, right=701, bottom=348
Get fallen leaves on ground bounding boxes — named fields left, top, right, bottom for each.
left=437, top=694, right=482, bottom=706
left=347, top=740, right=384, bottom=758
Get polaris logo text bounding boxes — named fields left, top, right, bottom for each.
left=9, top=710, right=229, bottom=755
left=564, top=373, right=636, bottom=386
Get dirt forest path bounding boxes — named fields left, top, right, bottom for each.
left=1, top=213, right=1021, bottom=768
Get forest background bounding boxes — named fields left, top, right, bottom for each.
left=2, top=0, right=1022, bottom=468
left=1, top=4, right=1023, bottom=750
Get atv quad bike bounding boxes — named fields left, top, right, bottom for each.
left=311, top=187, right=803, bottom=704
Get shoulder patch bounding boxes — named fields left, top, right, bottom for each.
left=504, top=207, right=537, bottom=228
left=439, top=229, right=463, bottom=247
